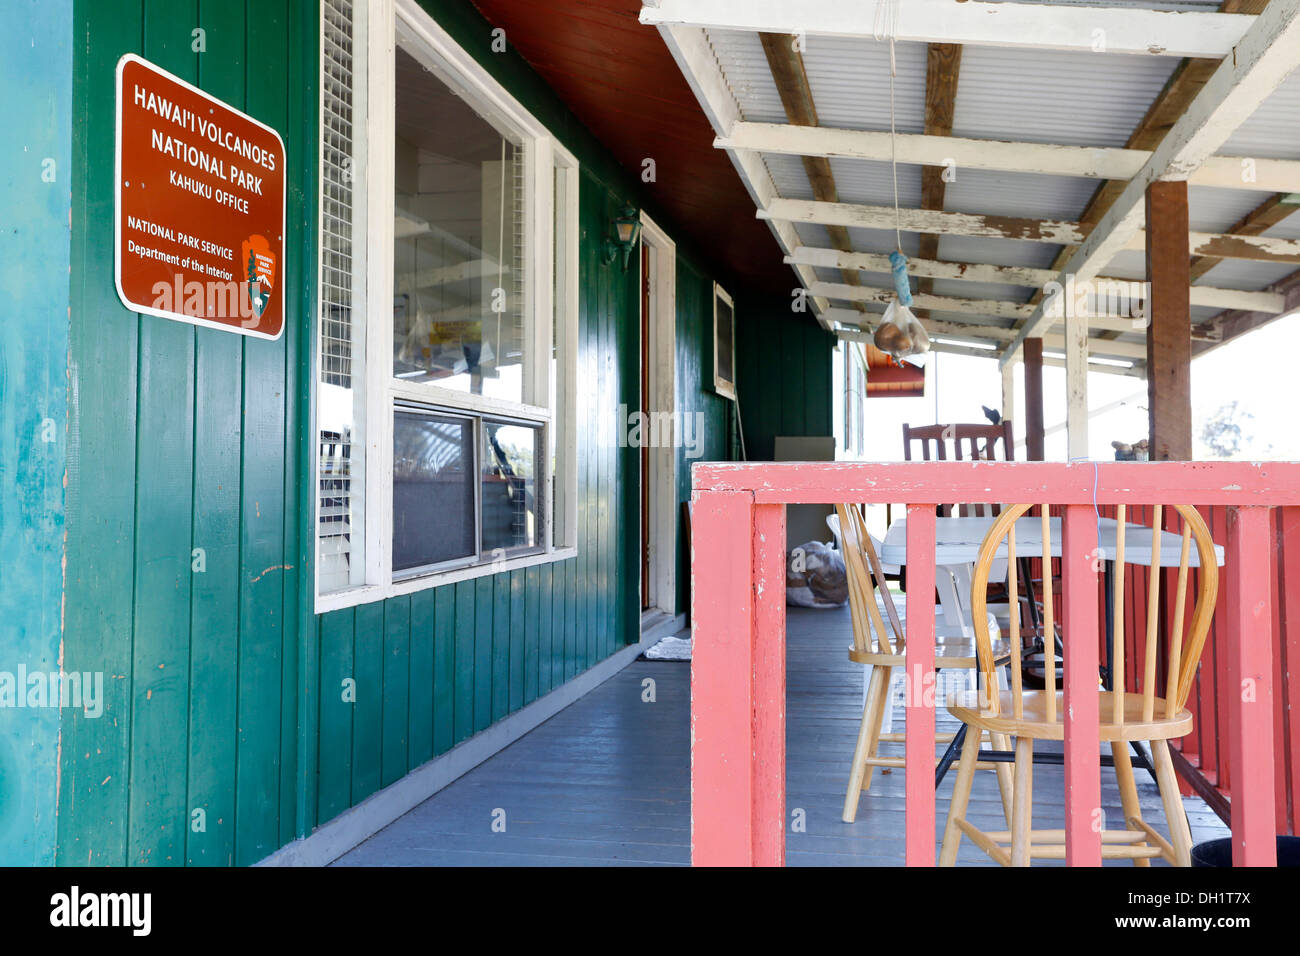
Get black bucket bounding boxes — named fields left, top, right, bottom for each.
left=1191, top=835, right=1300, bottom=867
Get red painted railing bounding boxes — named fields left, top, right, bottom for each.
left=690, top=461, right=1300, bottom=866
left=1095, top=503, right=1300, bottom=836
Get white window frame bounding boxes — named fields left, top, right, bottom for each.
left=712, top=282, right=736, bottom=401
left=315, top=0, right=579, bottom=613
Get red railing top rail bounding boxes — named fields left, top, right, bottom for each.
left=693, top=460, right=1300, bottom=507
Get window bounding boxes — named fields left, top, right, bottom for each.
left=713, top=283, right=735, bottom=400
left=315, top=0, right=579, bottom=610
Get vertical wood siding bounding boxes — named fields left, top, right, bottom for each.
left=0, top=0, right=72, bottom=866
left=59, top=0, right=311, bottom=866
left=735, top=305, right=835, bottom=464
left=57, top=0, right=834, bottom=862
left=1098, top=502, right=1300, bottom=836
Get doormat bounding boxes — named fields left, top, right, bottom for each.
left=641, top=635, right=692, bottom=661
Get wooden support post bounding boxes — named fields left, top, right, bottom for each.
left=1001, top=360, right=1016, bottom=437
left=690, top=491, right=786, bottom=866
left=1146, top=180, right=1193, bottom=461
left=1065, top=310, right=1089, bottom=460
left=691, top=490, right=755, bottom=865
left=1024, top=337, right=1045, bottom=461
left=904, top=505, right=937, bottom=866
left=1061, top=505, right=1102, bottom=865
left=1225, top=505, right=1278, bottom=866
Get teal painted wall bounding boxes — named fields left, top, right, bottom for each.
left=59, top=0, right=313, bottom=865
left=736, top=303, right=835, bottom=462
left=53, top=0, right=754, bottom=861
left=674, top=260, right=736, bottom=617
left=0, top=0, right=73, bottom=867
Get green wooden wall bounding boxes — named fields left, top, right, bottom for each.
left=674, top=260, right=736, bottom=616
left=736, top=303, right=836, bottom=462
left=59, top=0, right=313, bottom=866
left=0, top=0, right=73, bottom=867
left=53, top=0, right=833, bottom=863
left=313, top=169, right=644, bottom=821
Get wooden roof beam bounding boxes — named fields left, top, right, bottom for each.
left=758, top=31, right=866, bottom=313
left=652, top=24, right=834, bottom=326
left=1190, top=191, right=1300, bottom=281
left=916, top=42, right=962, bottom=320
left=640, top=1, right=1256, bottom=58
left=762, top=199, right=1300, bottom=264
left=786, top=247, right=1289, bottom=313
left=1020, top=0, right=1275, bottom=333
left=718, top=122, right=1300, bottom=193
left=1001, top=0, right=1300, bottom=366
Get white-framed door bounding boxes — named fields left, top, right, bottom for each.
left=639, top=212, right=677, bottom=623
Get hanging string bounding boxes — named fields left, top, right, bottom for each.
left=890, top=38, right=900, bottom=252
left=873, top=0, right=903, bottom=252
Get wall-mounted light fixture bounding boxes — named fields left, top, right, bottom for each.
left=603, top=204, right=642, bottom=270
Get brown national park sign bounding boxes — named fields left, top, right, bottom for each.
left=114, top=53, right=286, bottom=340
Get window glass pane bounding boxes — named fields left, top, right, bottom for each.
left=392, top=45, right=526, bottom=404
left=393, top=409, right=476, bottom=572
left=482, top=420, right=540, bottom=555
left=716, top=295, right=734, bottom=385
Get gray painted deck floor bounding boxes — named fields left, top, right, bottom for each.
left=335, top=606, right=1228, bottom=866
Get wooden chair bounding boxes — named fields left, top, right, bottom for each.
left=902, top=420, right=1063, bottom=688
left=902, top=422, right=1015, bottom=517
left=938, top=503, right=1220, bottom=866
left=836, top=503, right=1015, bottom=824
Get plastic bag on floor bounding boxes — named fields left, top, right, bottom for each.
left=786, top=540, right=848, bottom=608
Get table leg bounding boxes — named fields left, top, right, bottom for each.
left=935, top=722, right=967, bottom=789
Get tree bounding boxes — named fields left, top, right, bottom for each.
left=1199, top=400, right=1253, bottom=459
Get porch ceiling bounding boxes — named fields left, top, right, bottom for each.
left=468, top=0, right=793, bottom=297
left=641, top=0, right=1300, bottom=374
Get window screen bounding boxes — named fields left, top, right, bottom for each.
left=392, top=408, right=476, bottom=573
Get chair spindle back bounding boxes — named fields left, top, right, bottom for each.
left=902, top=422, right=1015, bottom=516
left=968, top=503, right=1218, bottom=722
left=836, top=503, right=904, bottom=655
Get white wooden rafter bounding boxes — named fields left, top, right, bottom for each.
left=761, top=198, right=1300, bottom=264
left=1000, top=0, right=1300, bottom=366
left=788, top=247, right=1288, bottom=314
left=640, top=0, right=1257, bottom=59
left=653, top=23, right=833, bottom=328
left=718, top=122, right=1300, bottom=194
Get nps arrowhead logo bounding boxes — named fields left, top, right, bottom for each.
left=241, top=234, right=276, bottom=323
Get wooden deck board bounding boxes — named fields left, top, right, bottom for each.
left=334, top=606, right=1228, bottom=866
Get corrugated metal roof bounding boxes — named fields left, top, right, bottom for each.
left=707, top=28, right=787, bottom=123
left=955, top=46, right=1178, bottom=148
left=695, top=11, right=1300, bottom=352
left=1220, top=69, right=1300, bottom=161
left=827, top=157, right=922, bottom=206
left=945, top=167, right=1098, bottom=220
left=1188, top=185, right=1275, bottom=233
left=802, top=37, right=928, bottom=133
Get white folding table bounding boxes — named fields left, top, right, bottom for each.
left=880, top=514, right=1225, bottom=637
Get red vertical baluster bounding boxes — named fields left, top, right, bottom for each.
left=1225, top=505, right=1277, bottom=866
left=905, top=504, right=937, bottom=866
left=1062, top=504, right=1102, bottom=866
left=752, top=503, right=787, bottom=867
